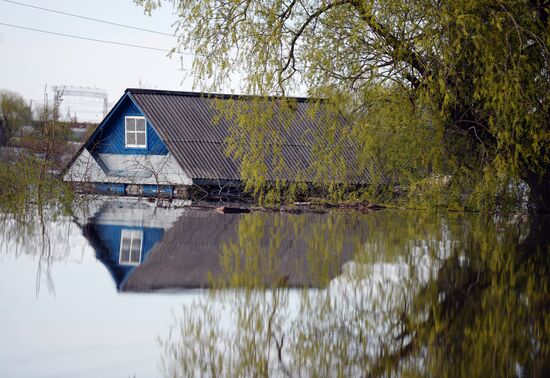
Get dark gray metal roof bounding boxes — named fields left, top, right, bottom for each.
left=121, top=209, right=366, bottom=291
left=128, top=88, right=368, bottom=184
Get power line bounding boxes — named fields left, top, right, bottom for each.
left=0, top=0, right=174, bottom=36
left=0, top=21, right=195, bottom=55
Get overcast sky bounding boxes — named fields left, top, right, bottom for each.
left=0, top=0, right=199, bottom=121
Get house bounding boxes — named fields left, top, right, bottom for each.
left=77, top=198, right=186, bottom=289
left=63, top=88, right=366, bottom=197
left=78, top=199, right=366, bottom=292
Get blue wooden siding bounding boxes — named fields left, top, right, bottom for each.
left=95, top=183, right=126, bottom=195
left=94, top=183, right=174, bottom=196
left=93, top=224, right=164, bottom=289
left=88, top=94, right=168, bottom=156
left=142, top=184, right=173, bottom=196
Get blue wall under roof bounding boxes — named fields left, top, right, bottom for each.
left=92, top=224, right=164, bottom=289
left=88, top=94, right=169, bottom=156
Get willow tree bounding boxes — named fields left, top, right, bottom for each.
left=0, top=89, right=32, bottom=141
left=137, top=0, right=549, bottom=212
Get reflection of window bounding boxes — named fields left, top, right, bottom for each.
left=125, top=116, right=147, bottom=148
left=119, top=229, right=143, bottom=265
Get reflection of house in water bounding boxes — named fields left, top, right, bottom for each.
left=79, top=200, right=185, bottom=289
left=80, top=202, right=368, bottom=292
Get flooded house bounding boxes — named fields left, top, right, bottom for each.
left=78, top=199, right=365, bottom=292
left=77, top=199, right=186, bottom=289
left=63, top=88, right=365, bottom=197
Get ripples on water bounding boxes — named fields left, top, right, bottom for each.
left=0, top=197, right=548, bottom=377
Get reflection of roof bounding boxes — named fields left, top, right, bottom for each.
left=128, top=88, right=368, bottom=183
left=121, top=209, right=368, bottom=291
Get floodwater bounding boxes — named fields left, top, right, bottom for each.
left=0, top=198, right=548, bottom=377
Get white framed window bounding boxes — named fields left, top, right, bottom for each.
left=119, top=229, right=143, bottom=265
left=125, top=116, right=147, bottom=148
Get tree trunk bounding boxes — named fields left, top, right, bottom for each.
left=0, top=118, right=6, bottom=146
left=525, top=170, right=550, bottom=214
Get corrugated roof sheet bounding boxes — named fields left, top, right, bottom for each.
left=128, top=88, right=367, bottom=183
left=121, top=210, right=366, bottom=291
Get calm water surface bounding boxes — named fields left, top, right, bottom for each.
left=0, top=198, right=548, bottom=377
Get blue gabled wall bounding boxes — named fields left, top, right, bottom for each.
left=88, top=94, right=168, bottom=156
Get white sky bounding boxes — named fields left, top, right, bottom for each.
left=0, top=0, right=198, bottom=121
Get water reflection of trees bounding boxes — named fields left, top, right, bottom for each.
left=161, top=211, right=550, bottom=377
left=0, top=201, right=82, bottom=294
left=1, top=214, right=81, bottom=295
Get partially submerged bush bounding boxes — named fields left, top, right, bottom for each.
left=0, top=155, right=73, bottom=219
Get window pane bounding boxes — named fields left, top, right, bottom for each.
left=126, top=118, right=136, bottom=131
left=121, top=237, right=131, bottom=249
left=136, top=119, right=146, bottom=131
left=131, top=234, right=141, bottom=248
left=130, top=234, right=142, bottom=262
left=126, top=133, right=136, bottom=145
left=130, top=247, right=141, bottom=263
left=136, top=133, right=146, bottom=146
left=120, top=246, right=130, bottom=263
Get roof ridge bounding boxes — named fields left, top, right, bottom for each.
left=169, top=139, right=313, bottom=147
left=126, top=88, right=322, bottom=103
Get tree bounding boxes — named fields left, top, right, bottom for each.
left=137, top=0, right=550, bottom=212
left=158, top=211, right=550, bottom=376
left=0, top=89, right=32, bottom=141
